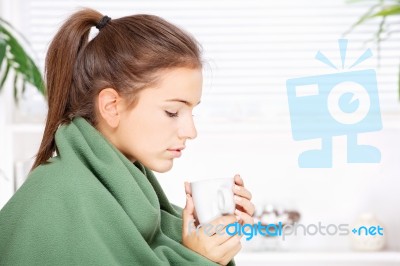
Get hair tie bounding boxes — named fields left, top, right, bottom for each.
left=96, top=15, right=111, bottom=30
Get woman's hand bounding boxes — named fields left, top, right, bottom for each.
left=182, top=175, right=254, bottom=265
left=184, top=175, right=255, bottom=226
left=232, top=174, right=255, bottom=226
left=182, top=193, right=242, bottom=265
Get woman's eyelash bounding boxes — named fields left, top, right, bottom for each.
left=165, top=111, right=179, bottom=117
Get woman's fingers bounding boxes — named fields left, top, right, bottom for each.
left=233, top=183, right=252, bottom=200
left=232, top=174, right=255, bottom=217
left=216, top=234, right=242, bottom=265
left=235, top=209, right=254, bottom=225
left=206, top=215, right=237, bottom=236
left=234, top=195, right=255, bottom=217
left=184, top=181, right=192, bottom=195
left=234, top=174, right=244, bottom=186
left=182, top=194, right=196, bottom=236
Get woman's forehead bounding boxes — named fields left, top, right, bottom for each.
left=142, top=68, right=203, bottom=102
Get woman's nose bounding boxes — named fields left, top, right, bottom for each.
left=178, top=115, right=197, bottom=140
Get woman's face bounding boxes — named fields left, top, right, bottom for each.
left=115, top=67, right=202, bottom=173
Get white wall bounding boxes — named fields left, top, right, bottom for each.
left=157, top=118, right=400, bottom=251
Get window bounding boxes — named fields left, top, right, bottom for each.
left=4, top=0, right=400, bottom=129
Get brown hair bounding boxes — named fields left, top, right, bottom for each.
left=32, top=8, right=202, bottom=170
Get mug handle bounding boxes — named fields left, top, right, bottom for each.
left=217, top=187, right=234, bottom=214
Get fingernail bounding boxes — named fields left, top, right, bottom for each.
left=235, top=215, right=241, bottom=221
left=234, top=185, right=241, bottom=191
left=234, top=195, right=241, bottom=202
left=235, top=209, right=241, bottom=216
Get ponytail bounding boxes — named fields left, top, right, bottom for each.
left=32, top=9, right=103, bottom=170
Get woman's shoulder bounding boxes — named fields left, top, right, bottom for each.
left=22, top=156, right=87, bottom=195
left=1, top=155, right=98, bottom=217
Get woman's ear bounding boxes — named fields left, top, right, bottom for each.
left=97, top=88, right=122, bottom=128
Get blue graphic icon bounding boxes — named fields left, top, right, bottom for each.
left=286, top=39, right=382, bottom=168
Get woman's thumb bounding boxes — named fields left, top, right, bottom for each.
left=184, top=194, right=194, bottom=215
left=182, top=194, right=196, bottom=235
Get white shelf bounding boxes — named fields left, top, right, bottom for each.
left=10, top=123, right=45, bottom=133
left=235, top=251, right=400, bottom=265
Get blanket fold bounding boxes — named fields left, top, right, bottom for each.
left=0, top=117, right=235, bottom=266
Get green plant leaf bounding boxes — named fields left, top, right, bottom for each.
left=0, top=19, right=45, bottom=99
left=13, top=72, right=18, bottom=104
left=27, top=57, right=45, bottom=95
left=371, top=5, right=400, bottom=17
left=344, top=3, right=381, bottom=35
left=22, top=79, right=26, bottom=94
left=5, top=29, right=33, bottom=74
left=0, top=61, right=10, bottom=91
left=0, top=40, right=6, bottom=68
left=346, top=1, right=400, bottom=101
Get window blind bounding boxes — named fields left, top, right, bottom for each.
left=9, top=0, right=400, bottom=125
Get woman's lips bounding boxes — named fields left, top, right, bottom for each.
left=167, top=149, right=182, bottom=158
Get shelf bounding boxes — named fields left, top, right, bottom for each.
left=10, top=123, right=45, bottom=133
left=235, top=251, right=400, bottom=264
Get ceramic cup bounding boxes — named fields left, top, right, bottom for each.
left=190, top=177, right=235, bottom=224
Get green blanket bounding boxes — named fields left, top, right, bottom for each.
left=0, top=117, right=235, bottom=265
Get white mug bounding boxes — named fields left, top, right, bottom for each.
left=190, top=177, right=235, bottom=224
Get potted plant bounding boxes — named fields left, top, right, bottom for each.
left=0, top=17, right=45, bottom=102
left=346, top=0, right=400, bottom=99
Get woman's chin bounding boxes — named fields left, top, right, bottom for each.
left=148, top=160, right=174, bottom=173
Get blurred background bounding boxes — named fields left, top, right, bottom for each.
left=0, top=0, right=399, bottom=265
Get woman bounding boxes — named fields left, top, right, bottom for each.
left=0, top=8, right=254, bottom=265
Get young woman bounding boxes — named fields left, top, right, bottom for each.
left=0, top=8, right=254, bottom=265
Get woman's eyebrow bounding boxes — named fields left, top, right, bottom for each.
left=165, top=99, right=201, bottom=107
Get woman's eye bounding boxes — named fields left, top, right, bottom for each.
left=165, top=111, right=179, bottom=117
